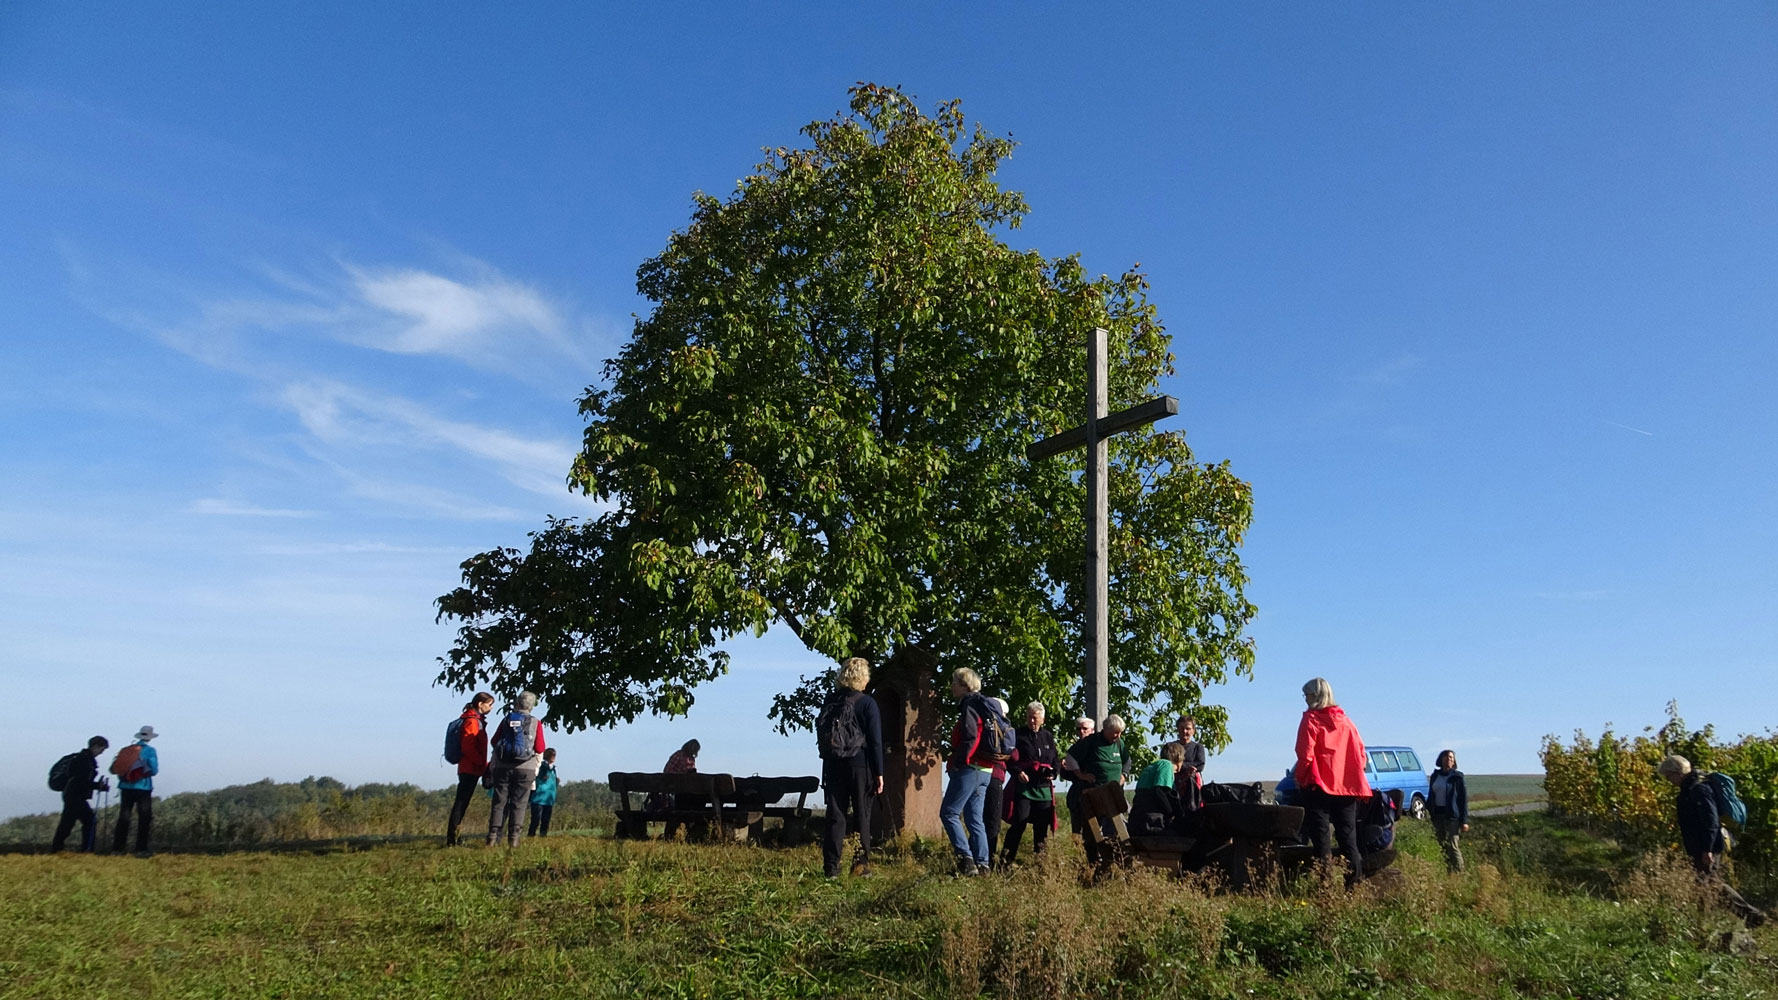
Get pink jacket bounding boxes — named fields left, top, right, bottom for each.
left=1294, top=706, right=1372, bottom=798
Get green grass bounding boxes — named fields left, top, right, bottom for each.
left=1, top=815, right=1771, bottom=999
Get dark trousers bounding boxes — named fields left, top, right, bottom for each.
left=1696, top=854, right=1766, bottom=924
left=983, top=779, right=1005, bottom=861
left=1300, top=785, right=1363, bottom=886
left=487, top=768, right=534, bottom=846
left=446, top=773, right=480, bottom=844
left=1001, top=796, right=1053, bottom=862
left=528, top=804, right=554, bottom=837
left=112, top=789, right=152, bottom=854
left=821, top=758, right=873, bottom=875
left=52, top=797, right=96, bottom=852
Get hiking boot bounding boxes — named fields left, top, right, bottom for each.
left=132, top=851, right=153, bottom=859
left=850, top=860, right=872, bottom=878
left=975, top=864, right=991, bottom=877
left=1746, top=910, right=1767, bottom=930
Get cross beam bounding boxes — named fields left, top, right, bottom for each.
left=1025, top=327, right=1178, bottom=727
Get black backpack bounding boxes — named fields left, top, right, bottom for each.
left=816, top=691, right=867, bottom=760
left=47, top=752, right=79, bottom=793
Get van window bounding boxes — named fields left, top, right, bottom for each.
left=1397, top=750, right=1422, bottom=771
left=1370, top=751, right=1400, bottom=773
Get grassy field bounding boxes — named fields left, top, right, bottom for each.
left=2, top=812, right=1772, bottom=999
left=1465, top=774, right=1547, bottom=810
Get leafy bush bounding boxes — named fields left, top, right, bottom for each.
left=1542, top=702, right=1778, bottom=869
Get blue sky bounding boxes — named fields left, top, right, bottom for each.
left=4, top=5, right=1775, bottom=818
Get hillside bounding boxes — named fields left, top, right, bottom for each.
left=0, top=776, right=619, bottom=849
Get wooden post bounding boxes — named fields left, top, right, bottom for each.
left=1025, top=327, right=1178, bottom=728
left=1085, top=326, right=1110, bottom=726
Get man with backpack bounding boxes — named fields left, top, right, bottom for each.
left=110, top=725, right=159, bottom=857
left=1657, top=754, right=1765, bottom=927
left=815, top=657, right=883, bottom=878
left=49, top=736, right=110, bottom=852
left=486, top=691, right=548, bottom=848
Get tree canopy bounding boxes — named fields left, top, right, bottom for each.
left=435, top=84, right=1256, bottom=747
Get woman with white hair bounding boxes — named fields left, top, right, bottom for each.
left=1000, top=700, right=1059, bottom=865
left=486, top=691, right=548, bottom=848
left=939, top=667, right=995, bottom=875
left=1292, top=678, right=1370, bottom=888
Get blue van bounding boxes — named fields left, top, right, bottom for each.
left=1364, top=746, right=1429, bottom=819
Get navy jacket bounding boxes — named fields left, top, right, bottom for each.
left=824, top=690, right=885, bottom=779
left=1429, top=768, right=1468, bottom=825
left=1676, top=772, right=1725, bottom=860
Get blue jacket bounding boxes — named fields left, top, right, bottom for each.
left=530, top=764, right=559, bottom=806
left=118, top=742, right=159, bottom=792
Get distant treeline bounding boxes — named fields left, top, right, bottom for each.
left=0, top=775, right=620, bottom=849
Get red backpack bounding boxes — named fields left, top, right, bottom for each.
left=109, top=745, right=151, bottom=783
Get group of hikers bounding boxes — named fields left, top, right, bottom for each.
left=46, top=725, right=162, bottom=856
left=804, top=663, right=1766, bottom=926
left=34, top=671, right=1770, bottom=930
left=447, top=691, right=560, bottom=847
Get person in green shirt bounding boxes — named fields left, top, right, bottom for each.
left=1062, top=714, right=1130, bottom=863
left=1131, top=742, right=1186, bottom=834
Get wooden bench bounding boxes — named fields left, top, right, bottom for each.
left=608, top=772, right=820, bottom=843
left=732, top=775, right=821, bottom=843
left=608, top=772, right=763, bottom=842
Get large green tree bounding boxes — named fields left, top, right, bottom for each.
left=436, top=84, right=1255, bottom=747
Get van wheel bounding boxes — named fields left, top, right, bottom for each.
left=1409, top=794, right=1427, bottom=820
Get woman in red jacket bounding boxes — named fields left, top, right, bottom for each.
left=1293, top=677, right=1371, bottom=888
left=446, top=692, right=495, bottom=846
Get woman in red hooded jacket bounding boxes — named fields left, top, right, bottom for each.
left=1293, top=677, right=1371, bottom=888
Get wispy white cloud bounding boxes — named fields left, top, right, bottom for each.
left=345, top=265, right=582, bottom=370
left=280, top=379, right=576, bottom=497
left=335, top=471, right=535, bottom=522
left=190, top=498, right=319, bottom=518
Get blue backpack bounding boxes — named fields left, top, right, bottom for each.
left=444, top=716, right=469, bottom=765
left=492, top=711, right=537, bottom=764
left=1705, top=772, right=1748, bottom=828
left=971, top=696, right=1017, bottom=763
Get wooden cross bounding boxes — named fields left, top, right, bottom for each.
left=1026, top=327, right=1178, bottom=727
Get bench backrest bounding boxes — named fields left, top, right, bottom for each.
left=732, top=775, right=819, bottom=804
left=608, top=771, right=737, bottom=801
